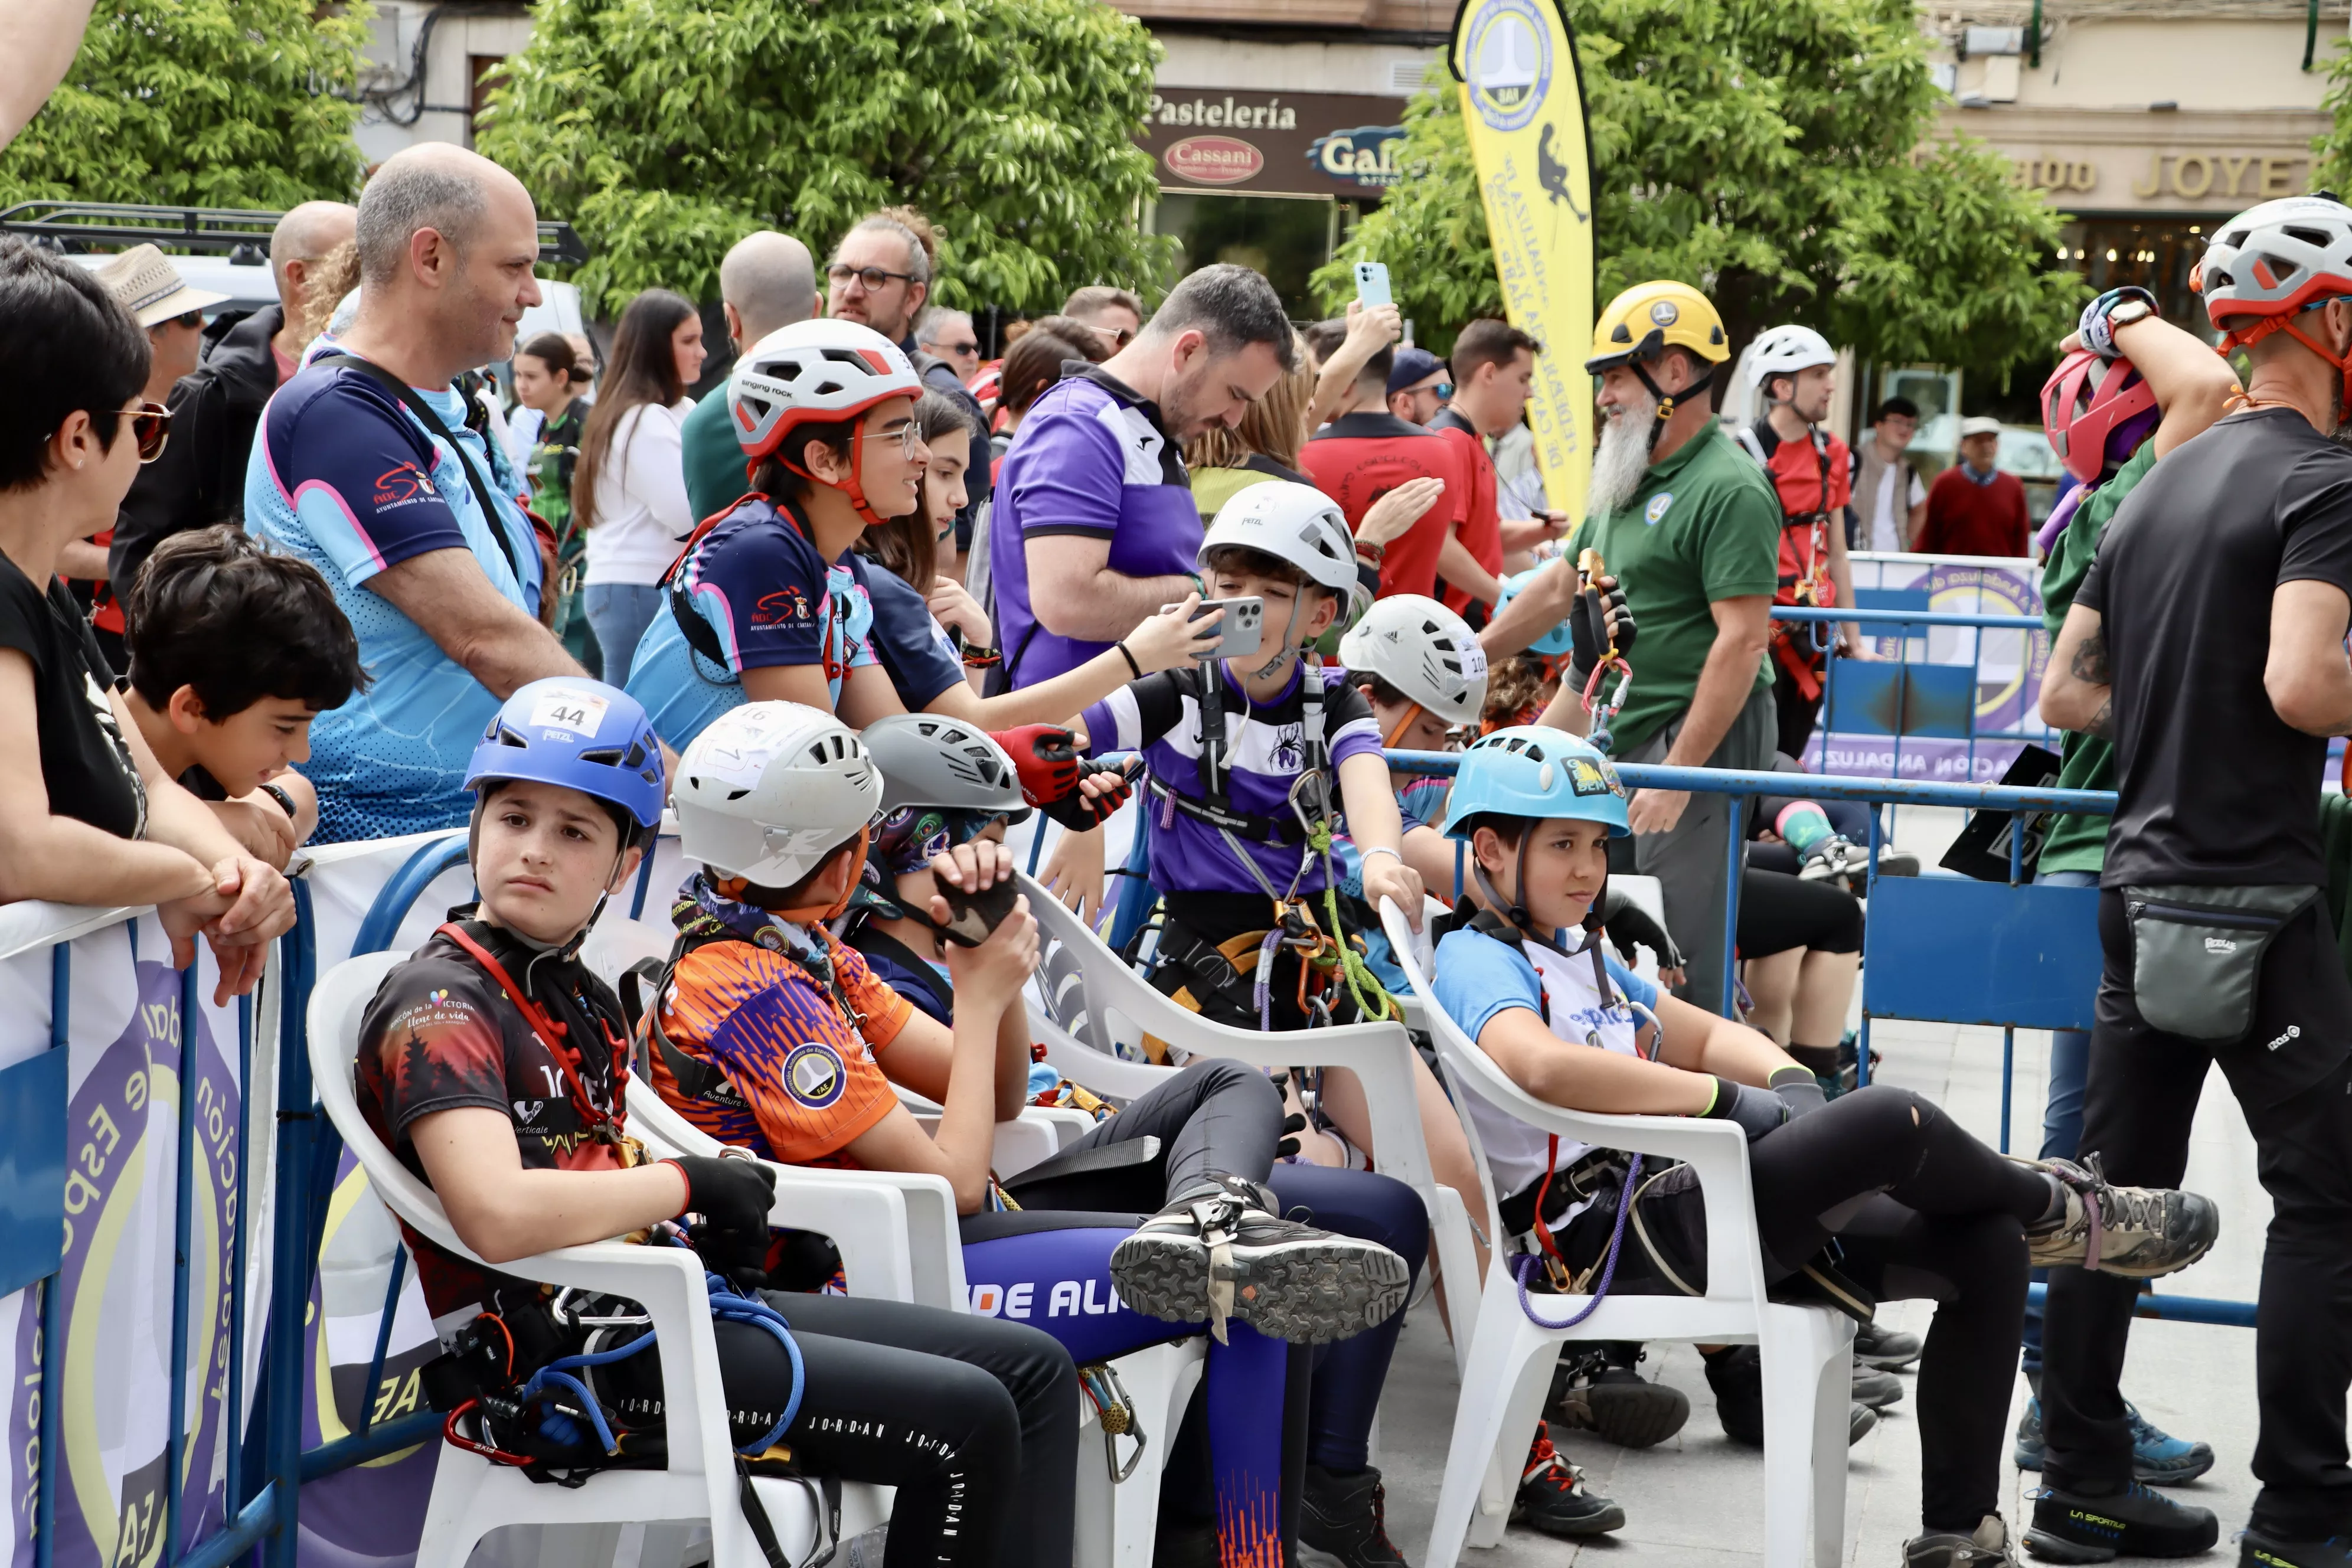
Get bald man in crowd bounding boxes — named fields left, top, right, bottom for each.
left=680, top=228, right=817, bottom=521
left=246, top=144, right=586, bottom=842
left=109, top=198, right=357, bottom=603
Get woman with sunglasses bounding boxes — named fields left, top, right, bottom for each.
left=0, top=238, right=295, bottom=1002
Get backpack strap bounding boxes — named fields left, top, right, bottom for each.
left=318, top=354, right=527, bottom=590
left=839, top=922, right=955, bottom=1018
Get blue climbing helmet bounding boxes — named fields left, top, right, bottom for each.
left=465, top=678, right=667, bottom=847
left=1494, top=569, right=1574, bottom=659
left=1441, top=726, right=1629, bottom=839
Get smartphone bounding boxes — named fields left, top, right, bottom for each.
left=930, top=869, right=1020, bottom=948
left=1354, top=261, right=1392, bottom=311
left=1162, top=595, right=1264, bottom=662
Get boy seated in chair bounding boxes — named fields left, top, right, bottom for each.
left=356, top=678, right=1083, bottom=1568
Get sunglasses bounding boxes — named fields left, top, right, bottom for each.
left=863, top=419, right=922, bottom=459
left=132, top=400, right=172, bottom=462
left=828, top=263, right=917, bottom=292
left=1085, top=322, right=1138, bottom=349
left=936, top=341, right=981, bottom=357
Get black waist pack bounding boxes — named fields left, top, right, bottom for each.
left=2122, top=884, right=2320, bottom=1043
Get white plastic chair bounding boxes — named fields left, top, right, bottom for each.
left=1019, top=873, right=1485, bottom=1371
left=584, top=919, right=1204, bottom=1568
left=311, top=952, right=891, bottom=1568
left=1377, top=899, right=1854, bottom=1568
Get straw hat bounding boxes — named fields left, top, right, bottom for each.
left=90, top=244, right=228, bottom=329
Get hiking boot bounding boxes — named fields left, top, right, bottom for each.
left=1299, top=1464, right=1406, bottom=1567
left=1110, top=1175, right=1410, bottom=1344
left=1512, top=1425, right=1625, bottom=1538
left=1856, top=1366, right=1906, bottom=1409
left=2242, top=1530, right=2352, bottom=1567
left=2014, top=1397, right=2215, bottom=1485
left=1548, top=1344, right=1690, bottom=1448
left=1705, top=1345, right=1876, bottom=1447
left=1908, top=1515, right=2022, bottom=1567
left=2024, top=1482, right=2220, bottom=1562
left=1857, top=1318, right=1924, bottom=1370
left=2020, top=1155, right=2221, bottom=1279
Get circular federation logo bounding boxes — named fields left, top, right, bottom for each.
left=1649, top=299, right=1680, bottom=326
left=783, top=1041, right=847, bottom=1109
left=1645, top=491, right=1675, bottom=525
left=1463, top=0, right=1554, bottom=135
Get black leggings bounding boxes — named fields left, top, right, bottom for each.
left=1735, top=867, right=1863, bottom=960
left=1062, top=1057, right=1286, bottom=1198
left=1746, top=1085, right=2049, bottom=1532
left=604, top=1292, right=1078, bottom=1568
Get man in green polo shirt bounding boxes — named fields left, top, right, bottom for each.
left=1565, top=280, right=1779, bottom=1012
left=681, top=230, right=818, bottom=524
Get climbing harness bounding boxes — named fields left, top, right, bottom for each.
left=1575, top=550, right=1634, bottom=756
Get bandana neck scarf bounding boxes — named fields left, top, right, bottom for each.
left=674, top=871, right=839, bottom=989
left=854, top=806, right=1003, bottom=921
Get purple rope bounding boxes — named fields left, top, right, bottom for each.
left=1511, top=1154, right=1645, bottom=1330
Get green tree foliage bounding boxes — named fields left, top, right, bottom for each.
left=0, top=0, right=368, bottom=209
left=1319, top=0, right=2080, bottom=377
left=2311, top=40, right=2352, bottom=194
left=478, top=0, right=1174, bottom=316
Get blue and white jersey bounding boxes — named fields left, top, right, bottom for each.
left=1077, top=662, right=1383, bottom=899
left=1430, top=924, right=1657, bottom=1201
left=622, top=496, right=877, bottom=752
left=247, top=355, right=541, bottom=843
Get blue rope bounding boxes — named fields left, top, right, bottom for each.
left=703, top=1273, right=806, bottom=1453
left=1511, top=1152, right=1645, bottom=1331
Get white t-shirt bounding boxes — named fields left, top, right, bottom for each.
left=584, top=398, right=696, bottom=586
left=1430, top=925, right=1655, bottom=1203
left=1860, top=447, right=1928, bottom=554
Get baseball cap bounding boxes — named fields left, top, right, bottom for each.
left=1387, top=346, right=1448, bottom=397
left=1957, top=415, right=2004, bottom=439
left=91, top=244, right=228, bottom=329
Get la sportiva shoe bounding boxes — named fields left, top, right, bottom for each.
left=1548, top=1344, right=1691, bottom=1448
left=1856, top=1318, right=1924, bottom=1370
left=2024, top=1481, right=2220, bottom=1562
left=1512, top=1425, right=1625, bottom=1538
left=2242, top=1529, right=2352, bottom=1566
left=1856, top=1365, right=1906, bottom=1409
left=2020, top=1155, right=2222, bottom=1279
left=1908, top=1515, right=2022, bottom=1567
left=2014, top=1397, right=2215, bottom=1485
left=1705, top=1345, right=1876, bottom=1447
left=1298, top=1464, right=1406, bottom=1567
left=1110, top=1175, right=1410, bottom=1343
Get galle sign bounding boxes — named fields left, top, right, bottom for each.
left=1163, top=135, right=1266, bottom=187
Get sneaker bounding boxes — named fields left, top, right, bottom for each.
left=1908, top=1515, right=2022, bottom=1567
left=1878, top=850, right=1923, bottom=878
left=1705, top=1345, right=1877, bottom=1447
left=1512, top=1425, right=1625, bottom=1538
left=1856, top=1366, right=1906, bottom=1409
left=1299, top=1464, right=1406, bottom=1567
left=2014, top=1398, right=2216, bottom=1485
left=2024, top=1482, right=2220, bottom=1562
left=2021, top=1155, right=2222, bottom=1279
left=1110, top=1176, right=1410, bottom=1344
left=1802, top=835, right=1867, bottom=888
left=1857, top=1319, right=1924, bottom=1370
left=1549, top=1345, right=1691, bottom=1448
left=2242, top=1529, right=2352, bottom=1566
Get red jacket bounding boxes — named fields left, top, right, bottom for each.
left=1920, top=465, right=2030, bottom=557
left=1298, top=413, right=1468, bottom=601
left=1429, top=409, right=1502, bottom=619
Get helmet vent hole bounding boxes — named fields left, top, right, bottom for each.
left=498, top=728, right=529, bottom=749
left=623, top=740, right=647, bottom=769
left=813, top=379, right=845, bottom=396
left=726, top=789, right=749, bottom=802
left=808, top=743, right=829, bottom=766
left=578, top=747, right=625, bottom=767
left=2285, top=227, right=2331, bottom=251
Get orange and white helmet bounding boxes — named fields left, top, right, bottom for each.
left=2196, top=195, right=2352, bottom=345
left=727, top=318, right=925, bottom=524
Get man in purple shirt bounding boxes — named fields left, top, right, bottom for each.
left=989, top=263, right=1295, bottom=691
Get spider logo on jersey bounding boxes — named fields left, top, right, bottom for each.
left=783, top=1041, right=847, bottom=1109
left=1270, top=722, right=1307, bottom=773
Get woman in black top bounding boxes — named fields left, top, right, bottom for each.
left=0, top=238, right=294, bottom=1001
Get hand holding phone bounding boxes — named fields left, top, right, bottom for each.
left=1157, top=595, right=1264, bottom=663
left=1354, top=261, right=1393, bottom=311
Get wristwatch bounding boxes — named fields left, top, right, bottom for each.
left=259, top=782, right=298, bottom=822
left=2106, top=297, right=2157, bottom=331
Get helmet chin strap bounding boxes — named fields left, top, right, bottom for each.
left=1250, top=590, right=1310, bottom=682
left=1473, top=834, right=1607, bottom=960
left=777, top=429, right=892, bottom=530
left=1629, top=357, right=1713, bottom=456
left=1381, top=700, right=1428, bottom=750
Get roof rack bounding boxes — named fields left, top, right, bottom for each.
left=0, top=201, right=591, bottom=265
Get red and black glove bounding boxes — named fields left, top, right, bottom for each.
left=994, top=726, right=1135, bottom=831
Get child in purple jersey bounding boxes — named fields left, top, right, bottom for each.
left=1073, top=482, right=1424, bottom=1034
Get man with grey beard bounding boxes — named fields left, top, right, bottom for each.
left=1562, top=280, right=1779, bottom=1012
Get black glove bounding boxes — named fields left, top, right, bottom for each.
left=1570, top=575, right=1637, bottom=675
left=667, top=1155, right=777, bottom=1289
left=1600, top=884, right=1684, bottom=974
left=1769, top=1066, right=1830, bottom=1119
left=1703, top=1077, right=1788, bottom=1142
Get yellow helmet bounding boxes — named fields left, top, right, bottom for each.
left=1585, top=281, right=1729, bottom=375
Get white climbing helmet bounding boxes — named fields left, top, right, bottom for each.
left=727, top=318, right=923, bottom=462
left=674, top=701, right=881, bottom=888
left=2197, top=195, right=2352, bottom=337
left=1746, top=324, right=1837, bottom=393
left=1198, top=480, right=1360, bottom=600
left=1338, top=594, right=1489, bottom=727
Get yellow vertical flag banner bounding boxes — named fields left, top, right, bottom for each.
left=1449, top=0, right=1595, bottom=520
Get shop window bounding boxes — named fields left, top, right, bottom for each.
left=2054, top=217, right=2217, bottom=339
left=1151, top=192, right=1340, bottom=318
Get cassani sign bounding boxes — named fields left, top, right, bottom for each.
left=1140, top=89, right=1409, bottom=197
